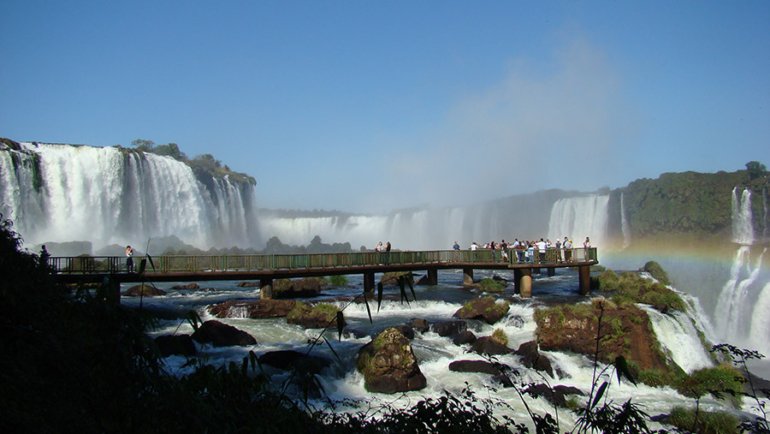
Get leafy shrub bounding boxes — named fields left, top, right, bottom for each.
left=328, top=275, right=348, bottom=287
left=491, top=328, right=508, bottom=346
left=676, top=363, right=745, bottom=406
left=478, top=277, right=505, bottom=293
left=642, top=261, right=671, bottom=286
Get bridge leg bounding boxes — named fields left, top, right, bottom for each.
left=425, top=268, right=438, bottom=286
left=260, top=278, right=273, bottom=299
left=462, top=268, right=474, bottom=286
left=105, top=277, right=120, bottom=306
left=513, top=269, right=522, bottom=293
left=547, top=267, right=555, bottom=277
left=578, top=265, right=591, bottom=296
left=363, top=272, right=375, bottom=293
left=519, top=268, right=533, bottom=298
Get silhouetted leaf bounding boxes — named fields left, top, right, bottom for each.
left=591, top=381, right=609, bottom=409
left=146, top=254, right=156, bottom=271
left=407, top=273, right=417, bottom=301
left=362, top=291, right=373, bottom=324
left=336, top=311, right=345, bottom=341
left=377, top=281, right=383, bottom=313
left=614, top=355, right=637, bottom=385
left=323, top=337, right=342, bottom=363
left=138, top=258, right=147, bottom=275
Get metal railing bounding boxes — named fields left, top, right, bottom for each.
left=47, top=247, right=597, bottom=274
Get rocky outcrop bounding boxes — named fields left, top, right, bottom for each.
left=258, top=350, right=331, bottom=374
left=191, top=320, right=257, bottom=347
left=208, top=299, right=297, bottom=319
left=410, top=318, right=429, bottom=333
left=448, top=360, right=503, bottom=376
left=431, top=320, right=467, bottom=337
left=454, top=296, right=510, bottom=324
left=453, top=330, right=478, bottom=346
left=155, top=334, right=196, bottom=357
left=471, top=336, right=511, bottom=356
left=535, top=299, right=670, bottom=372
left=356, top=327, right=427, bottom=393
left=523, top=384, right=584, bottom=407
left=123, top=284, right=166, bottom=297
left=170, top=283, right=200, bottom=290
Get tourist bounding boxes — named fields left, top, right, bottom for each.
left=453, top=241, right=460, bottom=250
left=564, top=238, right=573, bottom=262
left=125, top=245, right=134, bottom=273
left=536, top=238, right=547, bottom=263
left=555, top=238, right=562, bottom=263
left=385, top=241, right=391, bottom=252
left=375, top=241, right=383, bottom=252
left=470, top=242, right=478, bottom=251
left=583, top=237, right=591, bottom=261
left=39, top=244, right=50, bottom=271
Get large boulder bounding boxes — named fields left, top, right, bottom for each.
left=272, top=278, right=324, bottom=299
left=471, top=336, right=511, bottom=356
left=286, top=302, right=340, bottom=329
left=454, top=296, right=510, bottom=324
left=123, top=284, right=166, bottom=297
left=155, top=334, right=197, bottom=357
left=356, top=327, right=427, bottom=393
left=208, top=299, right=297, bottom=319
left=170, top=283, right=200, bottom=290
left=515, top=340, right=554, bottom=377
left=453, top=330, right=478, bottom=346
left=448, top=360, right=503, bottom=376
left=431, top=320, right=467, bottom=337
left=258, top=350, right=331, bottom=374
left=523, top=384, right=584, bottom=407
left=191, top=320, right=257, bottom=347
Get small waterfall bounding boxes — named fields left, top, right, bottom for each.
left=732, top=187, right=754, bottom=245
left=643, top=306, right=713, bottom=373
left=547, top=194, right=610, bottom=246
left=620, top=192, right=631, bottom=249
left=750, top=281, right=770, bottom=355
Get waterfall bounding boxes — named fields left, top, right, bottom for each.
left=0, top=143, right=259, bottom=249
left=732, top=187, right=754, bottom=245
left=642, top=305, right=713, bottom=373
left=547, top=194, right=610, bottom=246
left=620, top=192, right=631, bottom=249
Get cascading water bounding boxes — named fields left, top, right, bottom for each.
left=620, top=192, right=631, bottom=249
left=713, top=187, right=769, bottom=356
left=547, top=194, right=609, bottom=246
left=0, top=142, right=259, bottom=250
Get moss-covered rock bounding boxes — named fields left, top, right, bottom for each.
left=356, top=327, right=427, bottom=393
left=123, top=284, right=166, bottom=297
left=642, top=261, right=671, bottom=286
left=286, top=302, right=339, bottom=329
left=272, top=277, right=324, bottom=298
left=454, top=296, right=510, bottom=325
left=595, top=269, right=686, bottom=313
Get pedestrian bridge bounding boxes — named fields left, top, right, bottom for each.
left=49, top=247, right=598, bottom=298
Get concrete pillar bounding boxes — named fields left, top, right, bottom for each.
left=260, top=278, right=273, bottom=299
left=462, top=268, right=474, bottom=286
left=547, top=267, right=555, bottom=277
left=104, top=277, right=120, bottom=305
left=519, top=268, right=533, bottom=298
left=426, top=268, right=438, bottom=286
left=513, top=269, right=522, bottom=293
left=578, top=265, right=591, bottom=296
left=363, top=271, right=375, bottom=293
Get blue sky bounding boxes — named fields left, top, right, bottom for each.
left=2, top=1, right=768, bottom=213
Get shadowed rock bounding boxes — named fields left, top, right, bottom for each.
left=123, top=284, right=166, bottom=297
left=515, top=340, right=554, bottom=377
left=258, top=350, right=331, bottom=374
left=454, top=296, right=510, bottom=325
left=155, top=334, right=196, bottom=357
left=191, top=320, right=256, bottom=347
left=356, top=327, right=426, bottom=393
left=448, top=360, right=503, bottom=376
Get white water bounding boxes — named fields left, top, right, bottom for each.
left=620, top=192, right=631, bottom=249
left=643, top=305, right=713, bottom=373
left=547, top=194, right=609, bottom=246
left=0, top=143, right=259, bottom=250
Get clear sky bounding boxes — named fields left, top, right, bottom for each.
left=2, top=1, right=768, bottom=213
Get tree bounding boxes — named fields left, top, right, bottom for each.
left=131, top=139, right=155, bottom=152
left=746, top=161, right=767, bottom=180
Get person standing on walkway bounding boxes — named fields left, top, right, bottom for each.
left=125, top=245, right=134, bottom=273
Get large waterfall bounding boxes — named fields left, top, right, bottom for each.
left=546, top=194, right=610, bottom=247
left=0, top=142, right=259, bottom=250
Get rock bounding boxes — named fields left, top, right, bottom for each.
left=454, top=296, right=510, bottom=325
left=452, top=330, right=477, bottom=346
left=123, top=284, right=166, bottom=297
left=237, top=281, right=260, bottom=287
left=448, top=360, right=503, bottom=376
left=431, top=320, right=467, bottom=337
left=258, top=350, right=331, bottom=374
left=356, top=327, right=427, bottom=393
left=391, top=324, right=415, bottom=340
left=515, top=341, right=554, bottom=378
left=272, top=278, right=324, bottom=299
left=208, top=299, right=297, bottom=319
left=410, top=318, right=429, bottom=333
left=509, top=315, right=525, bottom=328
left=471, top=336, right=511, bottom=356
left=191, top=320, right=257, bottom=347
left=523, top=384, right=584, bottom=407
left=286, top=302, right=339, bottom=329
left=155, top=334, right=196, bottom=357
left=170, top=283, right=200, bottom=290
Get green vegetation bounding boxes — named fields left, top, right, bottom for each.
left=642, top=260, right=671, bottom=286
left=595, top=269, right=686, bottom=312
left=327, top=275, right=348, bottom=287
left=478, top=277, right=505, bottom=293
left=490, top=328, right=508, bottom=346
left=676, top=364, right=745, bottom=407
left=668, top=406, right=739, bottom=434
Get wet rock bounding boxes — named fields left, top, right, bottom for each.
left=356, top=327, right=427, bottom=394
left=523, top=383, right=584, bottom=407
left=410, top=318, right=429, bottom=333
left=208, top=299, right=297, bottom=319
left=155, top=334, right=196, bottom=357
left=258, top=350, right=331, bottom=374
left=431, top=320, right=467, bottom=337
left=452, top=330, right=478, bottom=346
left=123, top=284, right=166, bottom=297
left=286, top=302, right=339, bottom=329
left=448, top=360, right=503, bottom=376
left=237, top=281, right=260, bottom=287
left=191, top=320, right=257, bottom=347
left=471, top=336, right=511, bottom=356
left=170, top=283, right=200, bottom=290
left=454, top=296, right=510, bottom=325
left=515, top=340, right=554, bottom=378
left=272, top=278, right=324, bottom=299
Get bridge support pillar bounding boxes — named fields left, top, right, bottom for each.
left=519, top=268, right=532, bottom=298
left=513, top=269, right=522, bottom=293
left=425, top=268, right=438, bottom=286
left=103, top=276, right=120, bottom=306
left=578, top=265, right=591, bottom=295
left=260, top=278, right=273, bottom=299
left=462, top=268, right=474, bottom=286
left=547, top=267, right=555, bottom=277
left=363, top=272, right=375, bottom=293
